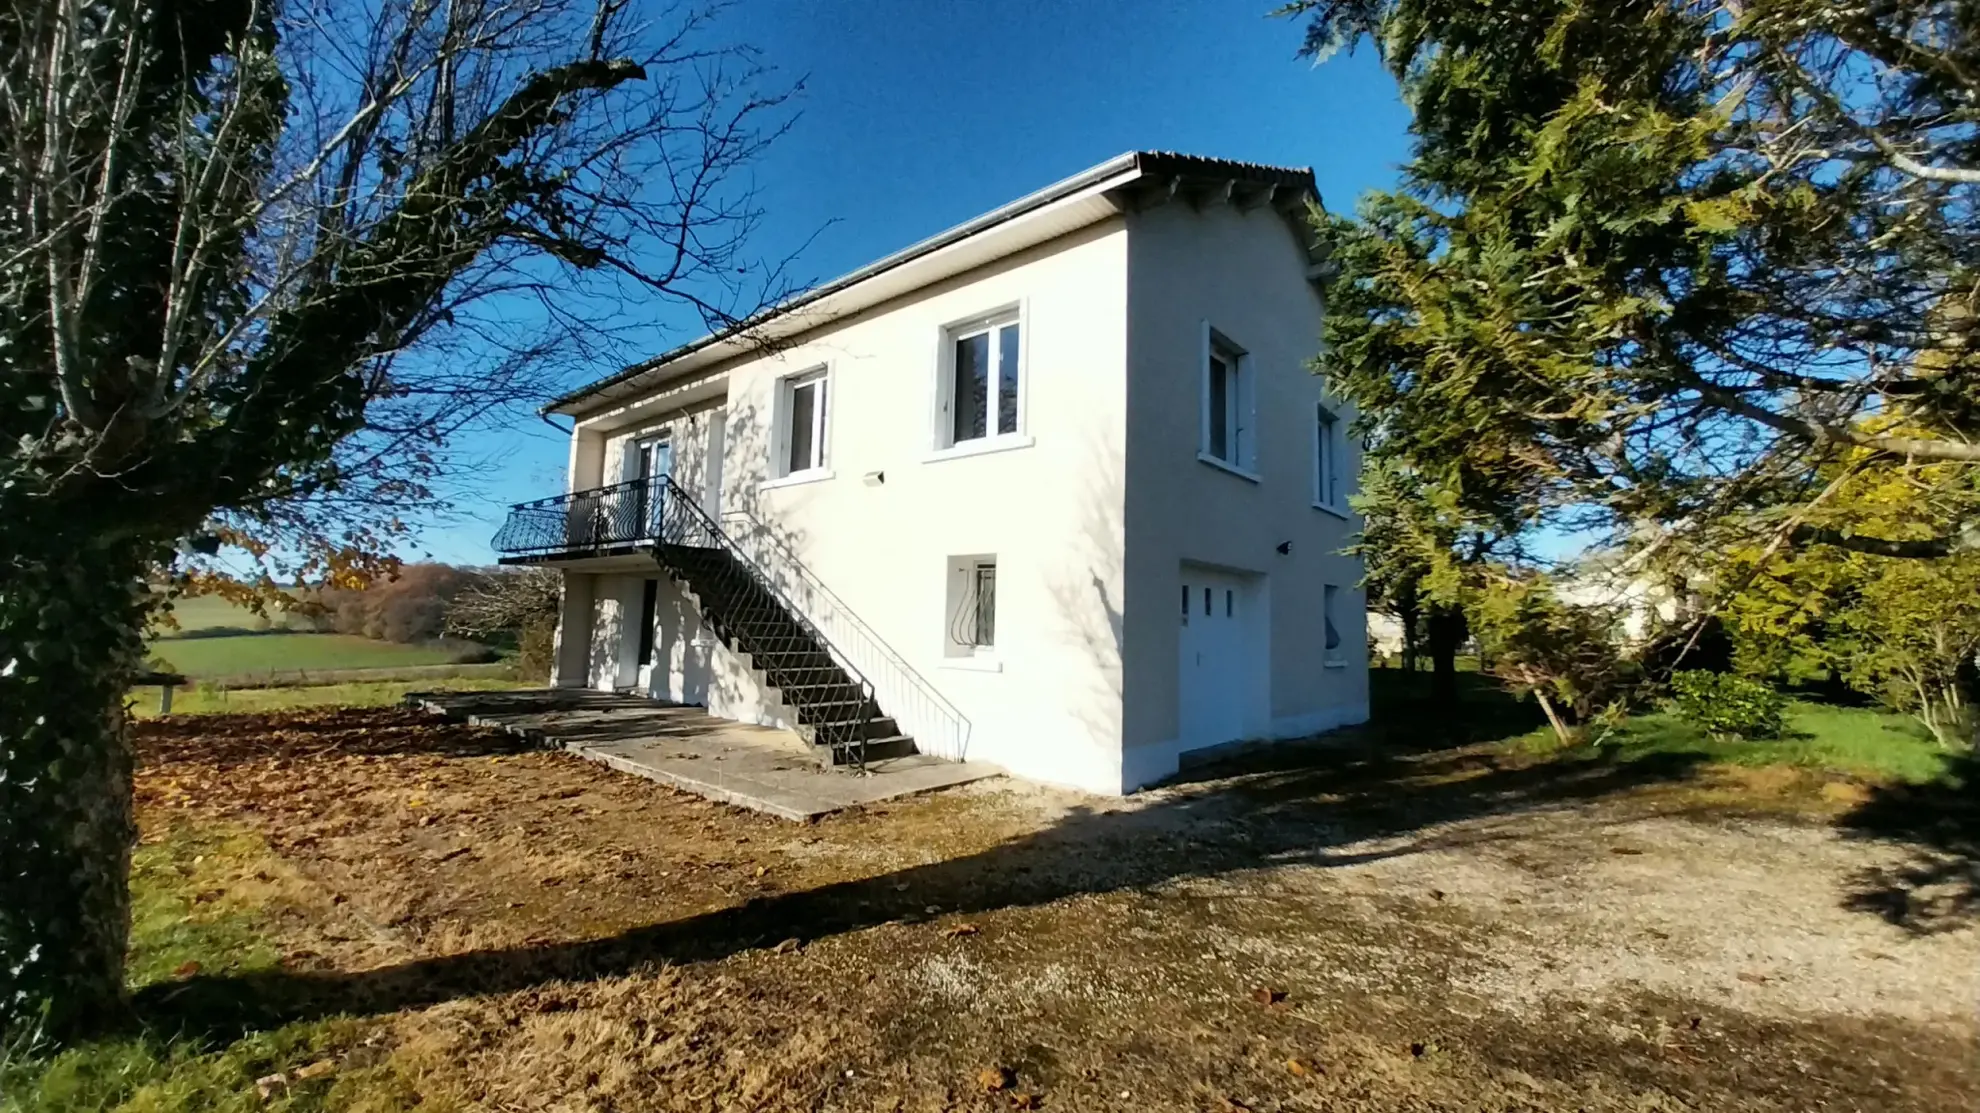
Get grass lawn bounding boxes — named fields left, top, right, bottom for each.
left=1595, top=701, right=1952, bottom=784
left=1369, top=669, right=1956, bottom=786
left=147, top=634, right=468, bottom=681
left=149, top=595, right=309, bottom=635
left=0, top=825, right=400, bottom=1112
left=133, top=677, right=528, bottom=717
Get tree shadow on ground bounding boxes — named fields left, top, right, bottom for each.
left=1837, top=747, right=1978, bottom=935
left=135, top=682, right=1701, bottom=1042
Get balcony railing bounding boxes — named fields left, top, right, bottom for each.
left=492, top=478, right=697, bottom=558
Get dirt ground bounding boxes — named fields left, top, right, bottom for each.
left=134, top=708, right=1979, bottom=1112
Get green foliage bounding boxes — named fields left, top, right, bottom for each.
left=1835, top=557, right=1980, bottom=748
left=1668, top=670, right=1786, bottom=741
left=1721, top=466, right=1980, bottom=747
left=1470, top=577, right=1636, bottom=746
left=1289, top=0, right=1980, bottom=564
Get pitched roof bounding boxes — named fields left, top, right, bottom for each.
left=550, top=151, right=1321, bottom=417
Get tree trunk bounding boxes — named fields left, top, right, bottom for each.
left=1398, top=595, right=1421, bottom=675
left=0, top=536, right=152, bottom=1044
left=1533, top=689, right=1576, bottom=748
left=1427, top=604, right=1466, bottom=705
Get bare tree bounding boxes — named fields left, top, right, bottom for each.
left=0, top=0, right=793, bottom=1044
left=447, top=564, right=564, bottom=677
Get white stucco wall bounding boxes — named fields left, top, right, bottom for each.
left=570, top=221, right=1134, bottom=792
left=1118, top=200, right=1370, bottom=789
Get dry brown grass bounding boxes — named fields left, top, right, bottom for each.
left=130, top=708, right=1979, bottom=1112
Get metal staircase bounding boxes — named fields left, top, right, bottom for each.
left=492, top=476, right=909, bottom=768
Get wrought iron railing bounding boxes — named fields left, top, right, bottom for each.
left=491, top=478, right=672, bottom=556
left=491, top=476, right=886, bottom=766
left=720, top=511, right=973, bottom=761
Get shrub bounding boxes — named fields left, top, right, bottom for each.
left=1471, top=578, right=1638, bottom=747
left=1669, top=670, right=1787, bottom=740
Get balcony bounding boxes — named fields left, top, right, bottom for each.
left=492, top=477, right=701, bottom=561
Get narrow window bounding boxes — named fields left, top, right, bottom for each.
left=779, top=369, right=828, bottom=476
left=637, top=579, right=659, bottom=666
left=1202, top=330, right=1252, bottom=469
left=997, top=323, right=1021, bottom=435
left=1316, top=403, right=1341, bottom=507
left=1181, top=582, right=1190, bottom=624
left=973, top=562, right=998, bottom=647
left=1204, top=586, right=1212, bottom=616
left=1226, top=589, right=1234, bottom=618
left=952, top=332, right=989, bottom=445
left=1208, top=352, right=1231, bottom=461
left=942, top=312, right=1022, bottom=448
left=1323, top=584, right=1343, bottom=663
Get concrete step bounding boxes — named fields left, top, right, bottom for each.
left=811, top=732, right=917, bottom=766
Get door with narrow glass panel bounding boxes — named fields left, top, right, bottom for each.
left=627, top=437, right=672, bottom=541
left=1177, top=568, right=1253, bottom=749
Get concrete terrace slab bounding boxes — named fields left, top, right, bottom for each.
left=406, top=688, right=1000, bottom=821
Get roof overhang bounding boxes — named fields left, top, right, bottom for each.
left=551, top=151, right=1325, bottom=420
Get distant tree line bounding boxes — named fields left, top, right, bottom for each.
left=300, top=563, right=475, bottom=645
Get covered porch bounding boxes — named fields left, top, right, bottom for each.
left=406, top=689, right=997, bottom=821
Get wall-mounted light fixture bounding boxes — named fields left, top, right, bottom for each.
left=1276, top=541, right=1293, bottom=555
left=863, top=471, right=886, bottom=487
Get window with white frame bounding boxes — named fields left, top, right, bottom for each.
left=1201, top=327, right=1254, bottom=471
left=944, top=555, right=998, bottom=655
left=775, top=367, right=829, bottom=478
left=1315, top=402, right=1343, bottom=509
left=1323, top=584, right=1345, bottom=665
left=938, top=310, right=1022, bottom=449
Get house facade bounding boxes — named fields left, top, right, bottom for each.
left=492, top=152, right=1369, bottom=794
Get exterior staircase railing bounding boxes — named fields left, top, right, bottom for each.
left=718, top=511, right=973, bottom=761
left=492, top=477, right=888, bottom=767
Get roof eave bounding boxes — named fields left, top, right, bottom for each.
left=548, top=151, right=1320, bottom=420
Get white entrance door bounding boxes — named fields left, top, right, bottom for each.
left=1178, top=568, right=1254, bottom=749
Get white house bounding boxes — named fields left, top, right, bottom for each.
left=492, top=151, right=1369, bottom=795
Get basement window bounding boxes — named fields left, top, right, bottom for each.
left=1323, top=584, right=1345, bottom=667
left=944, top=555, right=998, bottom=658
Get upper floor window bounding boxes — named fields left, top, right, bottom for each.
left=938, top=310, right=1022, bottom=449
left=1200, top=327, right=1255, bottom=474
left=1315, top=402, right=1344, bottom=511
left=775, top=367, right=829, bottom=478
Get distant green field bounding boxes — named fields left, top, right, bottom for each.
left=151, top=594, right=309, bottom=634
left=148, top=633, right=463, bottom=680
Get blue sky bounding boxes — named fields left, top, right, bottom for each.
left=411, top=0, right=1414, bottom=565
